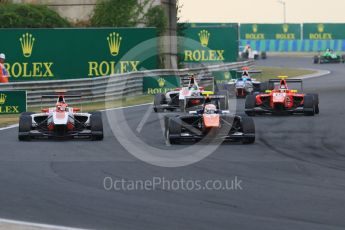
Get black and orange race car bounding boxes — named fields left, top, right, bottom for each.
left=164, top=95, right=255, bottom=144
left=245, top=76, right=319, bottom=116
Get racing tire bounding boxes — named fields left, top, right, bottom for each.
left=153, top=93, right=166, bottom=112
left=313, top=56, right=319, bottom=64
left=303, top=95, right=315, bottom=116
left=307, top=93, right=319, bottom=114
left=166, top=117, right=181, bottom=144
left=261, top=52, right=267, bottom=59
left=342, top=55, right=345, bottom=63
left=319, top=56, right=325, bottom=64
left=241, top=117, right=255, bottom=144
left=90, top=112, right=104, bottom=141
left=18, top=114, right=32, bottom=141
left=245, top=95, right=256, bottom=116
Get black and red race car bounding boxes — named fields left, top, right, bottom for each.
left=245, top=76, right=319, bottom=116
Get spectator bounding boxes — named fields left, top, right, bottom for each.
left=0, top=53, right=9, bottom=83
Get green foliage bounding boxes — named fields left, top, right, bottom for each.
left=145, top=5, right=167, bottom=35
left=91, top=0, right=145, bottom=27
left=0, top=3, right=71, bottom=28
left=91, top=0, right=167, bottom=34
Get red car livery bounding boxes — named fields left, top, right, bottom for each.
left=245, top=76, right=319, bottom=116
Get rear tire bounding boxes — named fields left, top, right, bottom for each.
left=18, top=114, right=32, bottom=141
left=313, top=56, right=319, bottom=64
left=241, top=117, right=255, bottom=144
left=153, top=93, right=166, bottom=112
left=245, top=95, right=256, bottom=116
left=91, top=112, right=104, bottom=141
left=303, top=95, right=315, bottom=116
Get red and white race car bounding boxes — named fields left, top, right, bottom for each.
left=18, top=92, right=103, bottom=141
left=245, top=76, right=319, bottom=116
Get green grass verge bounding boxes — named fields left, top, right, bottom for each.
left=253, top=67, right=317, bottom=81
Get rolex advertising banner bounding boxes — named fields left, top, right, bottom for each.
left=303, top=23, right=345, bottom=40
left=143, top=76, right=180, bottom=94
left=179, top=26, right=239, bottom=64
left=0, top=91, right=26, bottom=114
left=0, top=28, right=157, bottom=81
left=240, top=24, right=301, bottom=40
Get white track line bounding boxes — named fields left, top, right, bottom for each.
left=0, top=218, right=88, bottom=230
left=0, top=103, right=153, bottom=228
left=0, top=124, right=18, bottom=131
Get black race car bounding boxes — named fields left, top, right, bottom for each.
left=164, top=96, right=255, bottom=144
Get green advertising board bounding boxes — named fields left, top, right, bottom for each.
left=240, top=24, right=301, bottom=40
left=179, top=26, right=239, bottom=64
left=143, top=76, right=180, bottom=94
left=0, top=91, right=26, bottom=114
left=303, top=23, right=345, bottom=40
left=212, top=71, right=236, bottom=84
left=0, top=28, right=157, bottom=81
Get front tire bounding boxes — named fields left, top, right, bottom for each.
left=245, top=95, right=256, bottom=116
left=303, top=95, right=315, bottom=116
left=90, top=112, right=104, bottom=141
left=308, top=93, right=319, bottom=114
left=153, top=93, right=166, bottom=112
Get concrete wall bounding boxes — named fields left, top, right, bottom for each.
left=11, top=0, right=96, bottom=22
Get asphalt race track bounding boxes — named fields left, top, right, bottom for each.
left=1, top=57, right=345, bottom=230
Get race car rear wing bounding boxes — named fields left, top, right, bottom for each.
left=268, top=79, right=303, bottom=83
left=267, top=79, right=303, bottom=91
left=230, top=69, right=262, bottom=79
left=39, top=93, right=90, bottom=112
left=234, top=69, right=262, bottom=74
left=184, top=95, right=226, bottom=111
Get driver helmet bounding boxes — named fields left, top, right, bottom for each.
left=56, top=102, right=67, bottom=111
left=204, top=104, right=217, bottom=114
